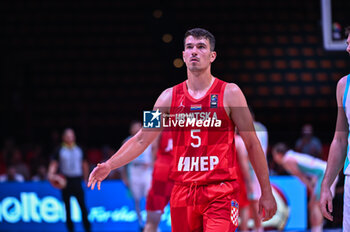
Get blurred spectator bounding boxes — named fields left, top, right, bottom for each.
left=0, top=165, right=24, bottom=182
left=11, top=149, right=30, bottom=180
left=26, top=144, right=47, bottom=177
left=0, top=151, right=6, bottom=175
left=86, top=148, right=103, bottom=168
left=1, top=137, right=30, bottom=179
left=2, top=137, right=16, bottom=166
left=295, top=124, right=323, bottom=159
left=49, top=130, right=61, bottom=149
left=32, top=164, right=47, bottom=181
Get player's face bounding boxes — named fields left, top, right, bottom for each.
left=346, top=34, right=350, bottom=55
left=183, top=36, right=216, bottom=72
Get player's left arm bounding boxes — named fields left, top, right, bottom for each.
left=224, top=83, right=277, bottom=221
left=87, top=88, right=172, bottom=190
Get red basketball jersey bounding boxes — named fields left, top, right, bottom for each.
left=169, top=78, right=238, bottom=184
left=146, top=129, right=174, bottom=212
left=156, top=129, right=173, bottom=164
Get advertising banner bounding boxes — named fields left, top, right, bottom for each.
left=0, top=176, right=306, bottom=231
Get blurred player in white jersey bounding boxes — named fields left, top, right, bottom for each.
left=273, top=143, right=338, bottom=232
left=122, top=121, right=155, bottom=230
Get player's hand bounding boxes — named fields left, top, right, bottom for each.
left=320, top=186, right=333, bottom=221
left=87, top=162, right=111, bottom=190
left=259, top=191, right=277, bottom=221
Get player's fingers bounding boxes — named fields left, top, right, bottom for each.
left=320, top=199, right=333, bottom=221
left=88, top=173, right=95, bottom=187
left=327, top=197, right=333, bottom=213
left=90, top=179, right=97, bottom=190
left=325, top=198, right=334, bottom=221
left=88, top=168, right=96, bottom=184
left=87, top=173, right=94, bottom=187
left=97, top=181, right=101, bottom=191
left=320, top=201, right=327, bottom=215
left=322, top=207, right=333, bottom=221
left=87, top=179, right=91, bottom=188
left=262, top=209, right=272, bottom=222
left=263, top=201, right=277, bottom=222
left=265, top=210, right=271, bottom=221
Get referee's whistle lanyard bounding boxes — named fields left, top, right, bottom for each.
left=190, top=182, right=198, bottom=207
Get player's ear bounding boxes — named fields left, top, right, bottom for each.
left=210, top=51, right=217, bottom=63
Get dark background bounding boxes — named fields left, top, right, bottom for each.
left=1, top=0, right=349, bottom=149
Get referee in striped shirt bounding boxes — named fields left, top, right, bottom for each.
left=48, top=128, right=91, bottom=232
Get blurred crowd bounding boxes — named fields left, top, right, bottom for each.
left=0, top=123, right=345, bottom=229
left=0, top=135, right=120, bottom=183
left=0, top=123, right=335, bottom=182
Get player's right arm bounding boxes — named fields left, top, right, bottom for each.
left=320, top=76, right=349, bottom=221
left=235, top=135, right=254, bottom=196
left=88, top=88, right=173, bottom=190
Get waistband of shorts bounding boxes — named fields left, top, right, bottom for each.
left=174, top=179, right=236, bottom=186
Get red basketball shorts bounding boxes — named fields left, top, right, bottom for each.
left=146, top=161, right=174, bottom=212
left=170, top=180, right=240, bottom=232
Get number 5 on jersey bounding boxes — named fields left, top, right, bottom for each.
left=191, top=129, right=201, bottom=148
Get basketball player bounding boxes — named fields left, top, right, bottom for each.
left=121, top=121, right=153, bottom=230
left=88, top=28, right=276, bottom=232
left=320, top=26, right=350, bottom=230
left=272, top=143, right=338, bottom=232
left=144, top=129, right=173, bottom=232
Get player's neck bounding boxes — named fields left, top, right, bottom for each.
left=186, top=69, right=214, bottom=91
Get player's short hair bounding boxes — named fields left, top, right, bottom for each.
left=184, top=28, right=216, bottom=51
left=272, top=143, right=288, bottom=156
left=345, top=26, right=350, bottom=37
